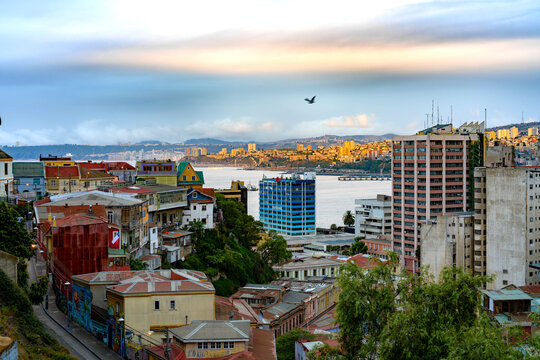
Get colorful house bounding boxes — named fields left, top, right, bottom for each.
left=40, top=155, right=76, bottom=167
left=182, top=188, right=215, bottom=229
left=44, top=165, right=80, bottom=195
left=12, top=162, right=46, bottom=200
left=177, top=162, right=204, bottom=189
left=136, top=160, right=177, bottom=186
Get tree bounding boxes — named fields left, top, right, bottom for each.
left=276, top=329, right=315, bottom=360
left=350, top=238, right=367, bottom=255
left=258, top=231, right=292, bottom=266
left=17, top=259, right=29, bottom=291
left=330, top=224, right=338, bottom=230
left=129, top=258, right=148, bottom=270
left=0, top=202, right=35, bottom=259
left=29, top=275, right=49, bottom=305
left=328, top=258, right=529, bottom=360
left=343, top=210, right=355, bottom=227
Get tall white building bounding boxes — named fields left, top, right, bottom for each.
left=0, top=150, right=13, bottom=199
left=355, top=194, right=392, bottom=239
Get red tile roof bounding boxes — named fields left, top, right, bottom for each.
left=55, top=213, right=107, bottom=227
left=45, top=166, right=80, bottom=178
left=200, top=188, right=215, bottom=198
left=78, top=161, right=107, bottom=171
left=519, top=285, right=540, bottom=295
left=106, top=162, right=136, bottom=171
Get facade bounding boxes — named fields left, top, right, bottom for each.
left=259, top=172, right=316, bottom=236
left=177, top=161, right=205, bottom=188
left=113, top=183, right=187, bottom=228
left=0, top=149, right=13, bottom=199
left=106, top=162, right=136, bottom=184
left=12, top=162, right=45, bottom=200
left=162, top=230, right=193, bottom=264
left=420, top=212, right=474, bottom=281
left=354, top=194, right=392, bottom=239
left=44, top=165, right=80, bottom=194
left=40, top=155, right=75, bottom=167
left=391, top=122, right=484, bottom=271
left=273, top=256, right=343, bottom=280
left=182, top=188, right=215, bottom=229
left=136, top=160, right=177, bottom=186
left=35, top=191, right=149, bottom=256
left=477, top=167, right=540, bottom=288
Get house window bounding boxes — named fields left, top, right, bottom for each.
left=202, top=205, right=206, bottom=211
left=211, top=342, right=216, bottom=349
left=503, top=280, right=508, bottom=285
left=107, top=211, right=114, bottom=223
left=191, top=175, right=196, bottom=181
left=224, top=342, right=229, bottom=349
left=198, top=343, right=203, bottom=349
left=229, top=342, right=234, bottom=349
left=51, top=180, right=56, bottom=186
left=170, top=300, right=176, bottom=310
left=182, top=175, right=187, bottom=181
left=193, top=205, right=197, bottom=210
left=193, top=192, right=197, bottom=198
left=70, top=180, right=76, bottom=186
left=203, top=342, right=208, bottom=349
left=216, top=342, right=221, bottom=349
left=154, top=300, right=160, bottom=310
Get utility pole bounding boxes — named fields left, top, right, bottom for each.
left=165, top=326, right=171, bottom=360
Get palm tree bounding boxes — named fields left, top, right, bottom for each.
left=343, top=210, right=355, bottom=227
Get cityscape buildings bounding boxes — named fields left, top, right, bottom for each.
left=354, top=194, right=392, bottom=240
left=392, top=122, right=484, bottom=271
left=259, top=172, right=316, bottom=236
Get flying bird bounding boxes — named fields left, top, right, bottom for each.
left=304, top=96, right=316, bottom=104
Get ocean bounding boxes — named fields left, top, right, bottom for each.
left=201, top=167, right=392, bottom=228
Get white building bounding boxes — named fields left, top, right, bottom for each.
left=0, top=150, right=13, bottom=199
left=355, top=194, right=392, bottom=239
left=182, top=189, right=215, bottom=229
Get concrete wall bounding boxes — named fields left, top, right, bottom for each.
left=486, top=168, right=527, bottom=289
left=0, top=250, right=17, bottom=284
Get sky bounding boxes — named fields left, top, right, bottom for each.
left=0, top=0, right=540, bottom=145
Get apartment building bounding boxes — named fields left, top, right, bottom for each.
left=0, top=150, right=14, bottom=199
left=259, top=172, right=316, bottom=236
left=474, top=167, right=540, bottom=289
left=392, top=122, right=484, bottom=271
left=354, top=194, right=392, bottom=239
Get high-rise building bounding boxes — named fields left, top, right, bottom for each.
left=248, top=143, right=257, bottom=152
left=259, top=172, right=316, bottom=236
left=474, top=167, right=540, bottom=288
left=296, top=144, right=304, bottom=152
left=529, top=127, right=539, bottom=137
left=355, top=194, right=392, bottom=240
left=510, top=126, right=519, bottom=139
left=391, top=122, right=484, bottom=271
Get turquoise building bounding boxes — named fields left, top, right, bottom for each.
left=259, top=172, right=316, bottom=236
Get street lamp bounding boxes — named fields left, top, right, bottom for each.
left=118, top=317, right=126, bottom=358
left=64, top=281, right=71, bottom=329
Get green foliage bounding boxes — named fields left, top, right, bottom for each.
left=179, top=196, right=275, bottom=296
left=0, top=269, right=76, bottom=359
left=29, top=275, right=49, bottom=305
left=342, top=210, right=355, bottom=227
left=0, top=202, right=35, bottom=259
left=350, top=239, right=367, bottom=255
left=17, top=258, right=29, bottom=290
left=328, top=260, right=533, bottom=360
left=276, top=328, right=315, bottom=360
left=258, top=230, right=292, bottom=266
left=330, top=224, right=338, bottom=230
left=129, top=258, right=148, bottom=270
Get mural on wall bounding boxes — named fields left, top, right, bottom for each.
left=69, top=284, right=92, bottom=331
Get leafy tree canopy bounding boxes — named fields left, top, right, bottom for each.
left=258, top=230, right=292, bottom=266
left=0, top=202, right=35, bottom=259
left=343, top=210, right=355, bottom=227
left=350, top=238, right=367, bottom=255
left=276, top=329, right=315, bottom=360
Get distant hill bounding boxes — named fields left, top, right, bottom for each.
left=1, top=133, right=397, bottom=160
left=487, top=121, right=540, bottom=134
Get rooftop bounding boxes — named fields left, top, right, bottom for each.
left=12, top=162, right=44, bottom=177
left=0, top=149, right=13, bottom=160
left=480, top=289, right=533, bottom=301
left=273, top=256, right=343, bottom=270
left=170, top=320, right=250, bottom=342
left=44, top=165, right=79, bottom=178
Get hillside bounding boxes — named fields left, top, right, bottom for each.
left=487, top=121, right=540, bottom=133
left=0, top=269, right=75, bottom=359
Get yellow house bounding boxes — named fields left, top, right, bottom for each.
left=40, top=155, right=76, bottom=167
left=136, top=160, right=178, bottom=187
left=177, top=162, right=204, bottom=189
left=170, top=320, right=250, bottom=358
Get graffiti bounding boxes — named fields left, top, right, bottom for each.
left=69, top=284, right=92, bottom=331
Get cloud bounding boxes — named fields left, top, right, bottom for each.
left=406, top=121, right=418, bottom=129
left=327, top=114, right=371, bottom=128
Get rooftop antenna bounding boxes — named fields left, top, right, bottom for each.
left=425, top=113, right=429, bottom=129
left=485, top=108, right=487, bottom=130
left=522, top=111, right=524, bottom=124
left=451, top=105, right=453, bottom=125
left=431, top=100, right=434, bottom=126
left=437, top=104, right=440, bottom=125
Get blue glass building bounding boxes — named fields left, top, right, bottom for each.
left=259, top=172, right=316, bottom=236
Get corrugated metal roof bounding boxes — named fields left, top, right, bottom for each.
left=480, top=289, right=533, bottom=301
left=12, top=162, right=44, bottom=177
left=170, top=320, right=250, bottom=342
